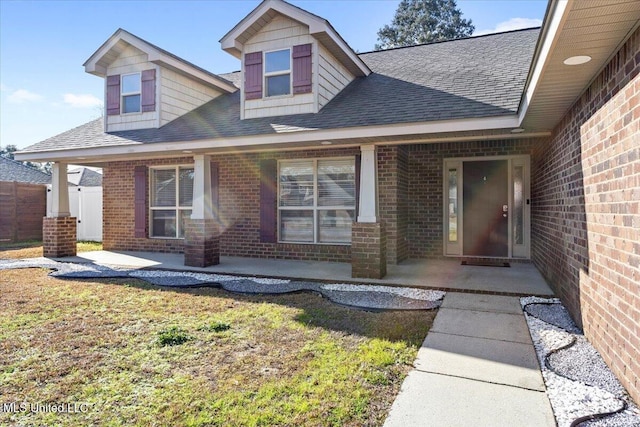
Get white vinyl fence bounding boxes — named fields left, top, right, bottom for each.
left=47, top=186, right=103, bottom=241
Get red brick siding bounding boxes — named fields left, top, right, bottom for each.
left=406, top=139, right=537, bottom=258
left=43, top=217, right=77, bottom=257
left=378, top=146, right=409, bottom=264
left=531, top=27, right=640, bottom=403
left=103, top=148, right=360, bottom=261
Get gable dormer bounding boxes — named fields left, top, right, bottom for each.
left=220, top=0, right=370, bottom=120
left=84, top=29, right=237, bottom=132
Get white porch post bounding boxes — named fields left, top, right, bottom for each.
left=191, top=155, right=213, bottom=220
left=357, top=145, right=378, bottom=223
left=50, top=162, right=70, bottom=217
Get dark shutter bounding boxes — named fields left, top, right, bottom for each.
left=106, top=75, right=121, bottom=116
left=259, top=159, right=277, bottom=243
left=210, top=162, right=219, bottom=221
left=134, top=166, right=147, bottom=238
left=354, top=154, right=361, bottom=219
left=244, top=52, right=263, bottom=100
left=141, top=69, right=156, bottom=112
left=292, top=44, right=312, bottom=94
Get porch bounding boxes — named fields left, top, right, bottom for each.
left=57, top=250, right=553, bottom=296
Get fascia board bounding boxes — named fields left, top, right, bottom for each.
left=15, top=115, right=520, bottom=162
left=518, top=0, right=572, bottom=125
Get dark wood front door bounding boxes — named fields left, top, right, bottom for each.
left=463, top=160, right=508, bottom=257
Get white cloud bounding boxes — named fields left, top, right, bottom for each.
left=0, top=83, right=9, bottom=92
left=7, top=89, right=43, bottom=104
left=63, top=93, right=102, bottom=109
left=475, top=18, right=542, bottom=36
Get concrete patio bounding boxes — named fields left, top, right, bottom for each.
left=56, top=250, right=553, bottom=296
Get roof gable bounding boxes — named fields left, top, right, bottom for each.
left=220, top=0, right=370, bottom=77
left=84, top=28, right=237, bottom=93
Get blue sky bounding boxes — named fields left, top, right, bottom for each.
left=0, top=0, right=548, bottom=150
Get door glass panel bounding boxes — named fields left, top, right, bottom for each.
left=448, top=169, right=458, bottom=242
left=513, top=165, right=524, bottom=245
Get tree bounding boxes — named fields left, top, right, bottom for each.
left=375, top=0, right=474, bottom=50
left=1, top=144, right=52, bottom=173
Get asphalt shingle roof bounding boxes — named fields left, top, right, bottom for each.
left=0, top=156, right=51, bottom=184
left=23, top=28, right=539, bottom=153
left=67, top=167, right=103, bottom=187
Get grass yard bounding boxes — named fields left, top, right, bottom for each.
left=0, top=241, right=103, bottom=260
left=0, top=266, right=435, bottom=426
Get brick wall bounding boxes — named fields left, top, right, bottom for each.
left=43, top=217, right=77, bottom=257
left=406, top=139, right=537, bottom=258
left=531, top=27, right=640, bottom=403
left=103, top=147, right=360, bottom=262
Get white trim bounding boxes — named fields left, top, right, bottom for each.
left=277, top=157, right=356, bottom=245
left=148, top=164, right=194, bottom=239
left=85, top=29, right=236, bottom=94
left=263, top=48, right=292, bottom=98
left=219, top=0, right=370, bottom=77
left=442, top=155, right=531, bottom=259
left=15, top=115, right=526, bottom=163
left=518, top=0, right=572, bottom=125
left=121, top=72, right=142, bottom=114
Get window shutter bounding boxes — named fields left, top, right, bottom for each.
left=210, top=162, right=219, bottom=220
left=106, top=75, right=121, bottom=116
left=354, top=154, right=361, bottom=219
left=245, top=52, right=263, bottom=100
left=141, top=69, right=156, bottom=112
left=134, top=166, right=147, bottom=238
left=259, top=159, right=277, bottom=243
left=292, top=44, right=312, bottom=94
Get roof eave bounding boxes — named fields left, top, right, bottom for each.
left=13, top=115, right=541, bottom=163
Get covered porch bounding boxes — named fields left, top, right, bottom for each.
left=56, top=250, right=553, bottom=296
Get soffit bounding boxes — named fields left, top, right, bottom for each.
left=522, top=0, right=640, bottom=132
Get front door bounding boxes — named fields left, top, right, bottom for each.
left=462, top=160, right=508, bottom=257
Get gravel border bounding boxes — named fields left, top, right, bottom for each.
left=0, top=258, right=444, bottom=311
left=521, top=297, right=640, bottom=427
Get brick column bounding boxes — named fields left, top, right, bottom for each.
left=351, top=222, right=386, bottom=279
left=43, top=217, right=77, bottom=257
left=184, top=218, right=219, bottom=267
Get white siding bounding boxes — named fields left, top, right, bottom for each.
left=244, top=14, right=315, bottom=119
left=160, top=68, right=224, bottom=126
left=106, top=45, right=158, bottom=132
left=318, top=43, right=354, bottom=109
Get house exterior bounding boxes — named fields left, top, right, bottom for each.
left=14, top=0, right=640, bottom=403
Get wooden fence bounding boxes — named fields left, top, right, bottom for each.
left=0, top=181, right=47, bottom=243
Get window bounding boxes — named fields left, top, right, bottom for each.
left=264, top=49, right=291, bottom=97
left=121, top=73, right=141, bottom=113
left=279, top=158, right=355, bottom=244
left=150, top=166, right=194, bottom=238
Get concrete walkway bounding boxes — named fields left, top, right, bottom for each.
left=57, top=251, right=553, bottom=296
left=384, top=293, right=555, bottom=427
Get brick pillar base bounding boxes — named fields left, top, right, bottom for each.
left=184, top=218, right=219, bottom=267
left=351, top=222, right=387, bottom=279
left=43, top=217, right=77, bottom=258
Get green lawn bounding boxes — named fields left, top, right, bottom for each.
left=0, top=268, right=435, bottom=426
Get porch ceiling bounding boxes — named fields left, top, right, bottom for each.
left=521, top=0, right=640, bottom=132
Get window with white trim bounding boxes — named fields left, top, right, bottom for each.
left=121, top=73, right=141, bottom=113
left=264, top=49, right=291, bottom=97
left=150, top=166, right=194, bottom=238
left=278, top=158, right=355, bottom=244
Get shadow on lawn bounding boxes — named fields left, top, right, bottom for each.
left=99, top=277, right=435, bottom=346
